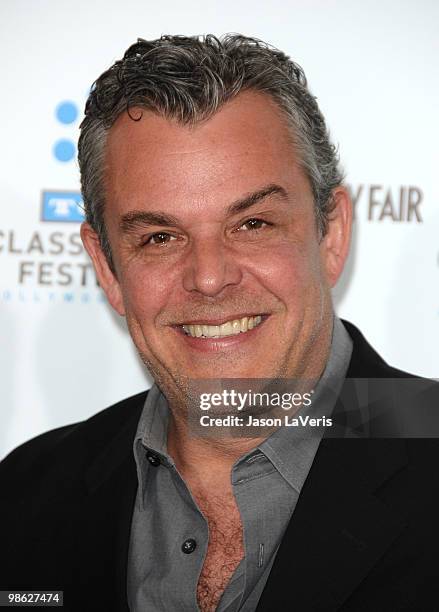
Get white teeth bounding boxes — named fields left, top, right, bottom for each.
left=208, top=325, right=220, bottom=338
left=232, top=320, right=241, bottom=335
left=220, top=321, right=233, bottom=336
left=182, top=315, right=263, bottom=338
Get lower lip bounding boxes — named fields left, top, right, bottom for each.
left=175, top=318, right=268, bottom=352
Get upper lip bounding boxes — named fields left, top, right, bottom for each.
left=176, top=313, right=266, bottom=326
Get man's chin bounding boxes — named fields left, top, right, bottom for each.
left=177, top=357, right=274, bottom=380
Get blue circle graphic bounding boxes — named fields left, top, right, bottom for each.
left=53, top=139, right=75, bottom=162
left=56, top=101, right=78, bottom=124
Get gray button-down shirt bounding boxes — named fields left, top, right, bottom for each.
left=127, top=317, right=353, bottom=611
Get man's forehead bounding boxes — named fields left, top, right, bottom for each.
left=102, top=89, right=312, bottom=224
left=106, top=90, right=293, bottom=152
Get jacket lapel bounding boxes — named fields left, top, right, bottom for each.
left=256, top=433, right=408, bottom=610
left=71, top=408, right=141, bottom=610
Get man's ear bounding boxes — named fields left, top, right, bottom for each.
left=80, top=223, right=125, bottom=316
left=320, top=186, right=352, bottom=288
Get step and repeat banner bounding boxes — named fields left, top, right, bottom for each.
left=1, top=0, right=438, bottom=457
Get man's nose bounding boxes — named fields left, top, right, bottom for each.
left=182, top=238, right=243, bottom=297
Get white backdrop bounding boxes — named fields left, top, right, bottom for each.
left=1, top=0, right=438, bottom=459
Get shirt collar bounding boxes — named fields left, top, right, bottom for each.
left=257, top=315, right=353, bottom=491
left=134, top=384, right=170, bottom=458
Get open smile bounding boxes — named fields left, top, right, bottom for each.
left=181, top=314, right=264, bottom=339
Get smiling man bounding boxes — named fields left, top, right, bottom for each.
left=1, top=34, right=439, bottom=612
left=84, top=88, right=346, bottom=383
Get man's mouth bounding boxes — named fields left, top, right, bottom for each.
left=181, top=315, right=263, bottom=339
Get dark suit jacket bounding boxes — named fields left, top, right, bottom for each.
left=1, top=320, right=439, bottom=611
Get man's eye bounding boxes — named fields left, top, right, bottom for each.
left=145, top=232, right=176, bottom=245
left=240, top=218, right=267, bottom=231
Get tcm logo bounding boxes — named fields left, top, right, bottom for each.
left=41, top=191, right=85, bottom=222
left=53, top=100, right=79, bottom=163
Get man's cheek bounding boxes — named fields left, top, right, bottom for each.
left=122, top=269, right=169, bottom=301
left=254, top=250, right=311, bottom=292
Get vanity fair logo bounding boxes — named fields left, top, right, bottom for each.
left=347, top=184, right=423, bottom=222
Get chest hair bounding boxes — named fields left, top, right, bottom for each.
left=195, top=491, right=244, bottom=612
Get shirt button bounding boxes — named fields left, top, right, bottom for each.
left=181, top=538, right=197, bottom=554
left=146, top=451, right=160, bottom=467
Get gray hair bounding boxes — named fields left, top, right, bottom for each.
left=78, top=34, right=343, bottom=270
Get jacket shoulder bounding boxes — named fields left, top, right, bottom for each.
left=0, top=390, right=148, bottom=485
left=341, top=319, right=424, bottom=379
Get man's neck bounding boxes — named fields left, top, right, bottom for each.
left=167, top=414, right=265, bottom=488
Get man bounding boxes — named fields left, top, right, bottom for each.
left=1, top=34, right=438, bottom=611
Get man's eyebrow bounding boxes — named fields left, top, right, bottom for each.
left=226, top=184, right=288, bottom=215
left=119, top=184, right=288, bottom=233
left=119, top=210, right=180, bottom=233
